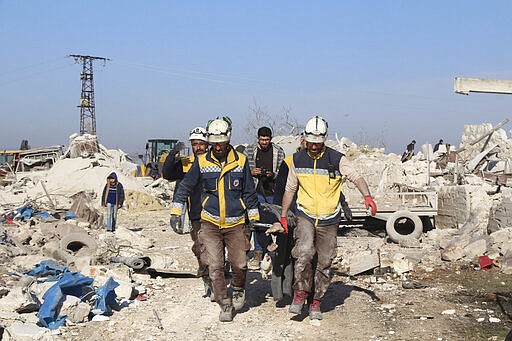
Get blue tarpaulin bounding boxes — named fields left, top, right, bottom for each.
left=16, top=206, right=34, bottom=221
left=25, top=260, right=68, bottom=279
left=63, top=211, right=78, bottom=220
left=93, top=277, right=120, bottom=316
left=38, top=212, right=53, bottom=219
left=37, top=272, right=94, bottom=330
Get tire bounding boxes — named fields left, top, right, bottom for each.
left=385, top=210, right=423, bottom=243
left=59, top=232, right=98, bottom=255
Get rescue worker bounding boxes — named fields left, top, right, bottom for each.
left=279, top=115, right=377, bottom=320
left=163, top=127, right=211, bottom=297
left=244, top=126, right=285, bottom=270
left=170, top=117, right=260, bottom=322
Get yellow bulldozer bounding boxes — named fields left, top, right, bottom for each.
left=136, top=139, right=188, bottom=178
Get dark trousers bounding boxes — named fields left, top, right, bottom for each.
left=198, top=222, right=251, bottom=302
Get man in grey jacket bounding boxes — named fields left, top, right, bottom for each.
left=244, top=126, right=285, bottom=270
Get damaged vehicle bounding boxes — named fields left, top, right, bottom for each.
left=16, top=146, right=63, bottom=172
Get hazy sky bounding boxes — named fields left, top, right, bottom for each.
left=1, top=1, right=512, bottom=155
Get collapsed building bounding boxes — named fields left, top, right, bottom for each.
left=0, top=122, right=511, bottom=337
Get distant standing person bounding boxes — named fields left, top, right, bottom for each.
left=433, top=139, right=444, bottom=153
left=401, top=140, right=416, bottom=163
left=407, top=140, right=416, bottom=153
left=101, top=172, right=125, bottom=232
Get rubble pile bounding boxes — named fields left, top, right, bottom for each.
left=0, top=123, right=511, bottom=336
left=322, top=122, right=512, bottom=278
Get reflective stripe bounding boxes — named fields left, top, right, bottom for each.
left=202, top=210, right=245, bottom=224
left=247, top=208, right=259, bottom=217
left=296, top=167, right=340, bottom=177
left=296, top=202, right=342, bottom=221
left=201, top=165, right=222, bottom=173
left=171, top=202, right=184, bottom=210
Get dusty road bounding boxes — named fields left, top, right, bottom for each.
left=4, top=209, right=511, bottom=340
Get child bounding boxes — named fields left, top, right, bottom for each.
left=101, top=172, right=125, bottom=232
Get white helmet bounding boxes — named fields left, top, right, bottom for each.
left=304, top=115, right=328, bottom=143
left=207, top=118, right=231, bottom=143
left=189, top=127, right=207, bottom=142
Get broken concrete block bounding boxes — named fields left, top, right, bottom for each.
left=70, top=191, right=101, bottom=225
left=82, top=265, right=109, bottom=280
left=502, top=247, right=512, bottom=275
left=28, top=231, right=45, bottom=247
left=390, top=253, right=416, bottom=274
left=5, top=322, right=49, bottom=340
left=12, top=255, right=50, bottom=272
left=490, top=229, right=512, bottom=251
left=114, top=280, right=135, bottom=300
left=348, top=250, right=380, bottom=275
left=38, top=222, right=58, bottom=238
left=77, top=221, right=91, bottom=229
left=436, top=186, right=471, bottom=229
left=392, top=258, right=414, bottom=275
left=69, top=256, right=92, bottom=273
left=91, top=314, right=110, bottom=322
left=32, top=281, right=56, bottom=303
left=61, top=295, right=90, bottom=323
left=441, top=245, right=464, bottom=261
left=0, top=287, right=40, bottom=314
left=55, top=223, right=84, bottom=238
left=488, top=196, right=512, bottom=233
left=463, top=239, right=488, bottom=259
left=107, top=263, right=133, bottom=283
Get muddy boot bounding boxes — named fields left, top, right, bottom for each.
left=202, top=276, right=215, bottom=302
left=232, top=286, right=245, bottom=311
left=289, top=289, right=307, bottom=314
left=219, top=298, right=234, bottom=322
left=309, top=299, right=322, bottom=320
left=248, top=250, right=263, bottom=271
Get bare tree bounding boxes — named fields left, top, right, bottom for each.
left=244, top=98, right=302, bottom=138
left=352, top=128, right=387, bottom=149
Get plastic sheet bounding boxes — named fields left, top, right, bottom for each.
left=37, top=272, right=94, bottom=329
left=25, top=260, right=68, bottom=279
left=93, top=277, right=119, bottom=316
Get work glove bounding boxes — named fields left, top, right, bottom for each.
left=279, top=217, right=289, bottom=234
left=170, top=215, right=183, bottom=234
left=364, top=196, right=377, bottom=216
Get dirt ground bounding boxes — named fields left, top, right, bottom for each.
left=4, top=209, right=512, bottom=341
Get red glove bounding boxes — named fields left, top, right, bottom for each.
left=279, top=217, right=289, bottom=234
left=365, top=196, right=377, bottom=216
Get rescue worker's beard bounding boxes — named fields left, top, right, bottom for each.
left=212, top=144, right=230, bottom=161
left=194, top=148, right=207, bottom=156
left=307, top=143, right=324, bottom=157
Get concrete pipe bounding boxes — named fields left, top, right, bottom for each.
left=59, top=232, right=98, bottom=256
left=385, top=210, right=423, bottom=243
